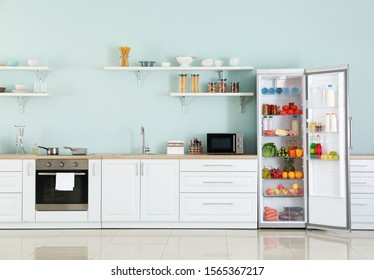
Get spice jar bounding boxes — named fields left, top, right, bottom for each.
left=218, top=78, right=227, bottom=93
left=262, top=104, right=269, bottom=115
left=230, top=82, right=239, bottom=93
left=179, top=74, right=187, bottom=93
left=208, top=82, right=217, bottom=93
left=191, top=74, right=199, bottom=93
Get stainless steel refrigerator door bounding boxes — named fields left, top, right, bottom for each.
left=305, top=64, right=350, bottom=230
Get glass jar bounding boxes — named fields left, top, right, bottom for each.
left=191, top=74, right=199, bottom=93
left=208, top=82, right=217, bottom=93
left=218, top=78, right=227, bottom=93
left=179, top=74, right=187, bottom=93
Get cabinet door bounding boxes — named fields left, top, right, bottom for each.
left=0, top=172, right=22, bottom=192
left=141, top=159, right=179, bottom=221
left=102, top=160, right=140, bottom=221
left=22, top=160, right=36, bottom=222
left=0, top=194, right=22, bottom=222
left=88, top=160, right=101, bottom=222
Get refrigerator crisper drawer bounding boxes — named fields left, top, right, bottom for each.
left=263, top=205, right=304, bottom=222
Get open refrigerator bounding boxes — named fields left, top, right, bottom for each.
left=257, top=65, right=351, bottom=230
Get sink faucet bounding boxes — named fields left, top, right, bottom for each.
left=140, top=126, right=150, bottom=154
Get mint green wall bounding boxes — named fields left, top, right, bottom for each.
left=0, top=0, right=372, bottom=154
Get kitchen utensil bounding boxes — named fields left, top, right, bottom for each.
left=64, top=146, right=87, bottom=155
left=38, top=146, right=59, bottom=155
left=176, top=56, right=196, bottom=67
left=0, top=87, right=6, bottom=93
left=139, top=61, right=156, bottom=67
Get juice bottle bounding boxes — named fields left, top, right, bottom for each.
left=310, top=136, right=316, bottom=159
left=287, top=140, right=293, bottom=156
left=289, top=139, right=297, bottom=157
left=315, top=135, right=322, bottom=159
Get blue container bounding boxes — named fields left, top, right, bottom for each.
left=7, top=60, right=19, bottom=67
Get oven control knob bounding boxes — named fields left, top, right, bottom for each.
left=46, top=162, right=51, bottom=167
left=59, top=162, right=64, bottom=167
left=238, top=144, right=242, bottom=149
left=73, top=162, right=78, bottom=167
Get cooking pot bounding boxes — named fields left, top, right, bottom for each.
left=64, top=146, right=87, bottom=155
left=38, top=146, right=59, bottom=155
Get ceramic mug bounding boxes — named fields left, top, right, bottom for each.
left=214, top=60, right=224, bottom=67
left=229, top=58, right=239, bottom=66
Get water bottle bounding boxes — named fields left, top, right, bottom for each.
left=263, top=116, right=269, bottom=133
left=325, top=113, right=331, bottom=132
left=326, top=84, right=335, bottom=107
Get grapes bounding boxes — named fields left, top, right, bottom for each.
left=263, top=166, right=282, bottom=179
left=262, top=167, right=271, bottom=179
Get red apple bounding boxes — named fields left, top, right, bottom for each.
left=289, top=189, right=296, bottom=196
left=266, top=188, right=274, bottom=195
left=296, top=189, right=303, bottom=195
left=282, top=188, right=289, bottom=195
left=277, top=184, right=284, bottom=190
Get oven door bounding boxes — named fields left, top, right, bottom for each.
left=207, top=133, right=236, bottom=154
left=35, top=171, right=88, bottom=211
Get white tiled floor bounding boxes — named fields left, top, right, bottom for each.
left=0, top=229, right=373, bottom=260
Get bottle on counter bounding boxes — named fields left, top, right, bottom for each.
left=326, top=84, right=335, bottom=107
left=32, top=143, right=38, bottom=155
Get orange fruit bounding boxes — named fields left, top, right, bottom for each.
left=288, top=171, right=295, bottom=179
left=282, top=172, right=288, bottom=179
left=295, top=171, right=303, bottom=179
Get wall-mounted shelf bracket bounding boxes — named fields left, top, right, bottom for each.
left=17, top=97, right=25, bottom=113
left=136, top=71, right=143, bottom=88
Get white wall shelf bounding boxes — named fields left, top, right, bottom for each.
left=170, top=92, right=254, bottom=113
left=0, top=66, right=51, bottom=112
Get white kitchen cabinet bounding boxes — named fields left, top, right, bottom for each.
left=141, top=159, right=179, bottom=222
left=102, top=159, right=140, bottom=222
left=179, top=159, right=257, bottom=227
left=0, top=160, right=23, bottom=222
left=88, top=159, right=102, bottom=222
left=22, top=160, right=36, bottom=222
left=351, top=159, right=374, bottom=229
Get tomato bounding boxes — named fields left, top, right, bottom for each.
left=282, top=105, right=289, bottom=111
left=279, top=110, right=287, bottom=115
left=290, top=105, right=298, bottom=111
left=294, top=109, right=302, bottom=115
left=287, top=109, right=294, bottom=115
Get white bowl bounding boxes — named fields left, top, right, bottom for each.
left=161, top=62, right=171, bottom=67
left=27, top=59, right=39, bottom=66
left=15, top=84, right=27, bottom=90
left=176, top=56, right=195, bottom=67
left=201, top=59, right=214, bottom=67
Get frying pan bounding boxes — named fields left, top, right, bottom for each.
left=64, top=146, right=87, bottom=155
left=38, top=146, right=59, bottom=155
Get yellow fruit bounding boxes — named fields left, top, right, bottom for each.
left=292, top=183, right=299, bottom=190
left=328, top=155, right=334, bottom=160
left=273, top=189, right=280, bottom=195
left=282, top=172, right=288, bottom=179
left=321, top=155, right=328, bottom=160
left=288, top=171, right=295, bottom=179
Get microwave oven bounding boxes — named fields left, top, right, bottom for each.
left=206, top=133, right=244, bottom=154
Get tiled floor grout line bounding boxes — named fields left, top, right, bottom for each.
left=159, top=230, right=174, bottom=260
left=224, top=230, right=230, bottom=260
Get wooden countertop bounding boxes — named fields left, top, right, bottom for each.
left=0, top=154, right=257, bottom=160
left=350, top=155, right=374, bottom=160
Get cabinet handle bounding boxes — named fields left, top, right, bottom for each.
left=28, top=163, right=33, bottom=176
left=136, top=163, right=139, bottom=176
left=203, top=202, right=234, bottom=205
left=203, top=164, right=234, bottom=167
left=351, top=203, right=368, bottom=206
left=351, top=182, right=368, bottom=185
left=348, top=116, right=353, bottom=150
left=203, top=181, right=233, bottom=184
left=93, top=163, right=96, bottom=177
left=37, top=172, right=86, bottom=176
left=141, top=162, right=144, bottom=176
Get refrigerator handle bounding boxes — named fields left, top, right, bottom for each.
left=348, top=117, right=353, bottom=150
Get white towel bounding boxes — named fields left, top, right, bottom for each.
left=55, top=173, right=75, bottom=191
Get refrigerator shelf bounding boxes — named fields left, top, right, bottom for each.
left=261, top=135, right=303, bottom=138
left=262, top=156, right=303, bottom=159
left=263, top=195, right=304, bottom=198
left=262, top=178, right=304, bottom=181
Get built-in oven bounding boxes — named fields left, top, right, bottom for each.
left=35, top=159, right=88, bottom=211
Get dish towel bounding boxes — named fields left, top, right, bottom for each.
left=55, top=173, right=75, bottom=191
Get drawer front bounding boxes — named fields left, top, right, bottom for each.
left=180, top=172, right=257, bottom=193
left=350, top=160, right=374, bottom=172
left=350, top=173, right=374, bottom=194
left=0, top=193, right=22, bottom=222
left=351, top=195, right=374, bottom=224
left=180, top=193, right=257, bottom=222
left=180, top=159, right=257, bottom=172
left=0, top=172, right=22, bottom=192
left=0, top=160, right=22, bottom=172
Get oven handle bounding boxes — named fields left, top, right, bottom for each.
left=37, top=172, right=86, bottom=176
